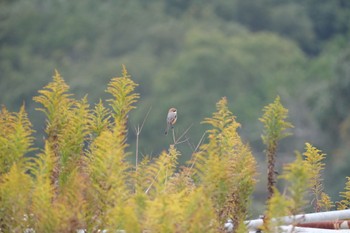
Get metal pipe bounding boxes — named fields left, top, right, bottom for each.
left=243, top=209, right=350, bottom=231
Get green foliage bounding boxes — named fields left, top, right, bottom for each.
left=181, top=188, right=219, bottom=233
left=262, top=188, right=292, bottom=232
left=0, top=68, right=258, bottom=232
left=0, top=105, right=35, bottom=174
left=303, top=142, right=332, bottom=212
left=260, top=96, right=293, bottom=199
left=262, top=143, right=334, bottom=231
left=84, top=66, right=138, bottom=231
left=86, top=130, right=132, bottom=230
left=1, top=2, right=349, bottom=185
left=33, top=70, right=91, bottom=188
left=260, top=96, right=293, bottom=145
left=106, top=64, right=140, bottom=125
left=263, top=153, right=312, bottom=231
left=0, top=65, right=349, bottom=232
left=0, top=0, right=350, bottom=230
left=33, top=70, right=72, bottom=128
left=143, top=145, right=180, bottom=197
left=280, top=153, right=311, bottom=214
left=196, top=97, right=257, bottom=231
left=337, top=177, right=350, bottom=210
left=0, top=164, right=32, bottom=232
left=319, top=192, right=334, bottom=211
left=89, top=99, right=112, bottom=136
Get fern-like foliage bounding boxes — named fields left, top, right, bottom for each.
left=0, top=105, right=35, bottom=174
left=195, top=97, right=257, bottom=232
left=0, top=164, right=32, bottom=232
left=144, top=145, right=180, bottom=197
left=34, top=71, right=92, bottom=190
left=88, top=99, right=112, bottom=137
left=106, top=64, right=139, bottom=125
left=30, top=142, right=61, bottom=232
left=58, top=96, right=90, bottom=185
left=0, top=105, right=35, bottom=231
left=337, top=177, right=350, bottom=210
left=303, top=143, right=332, bottom=212
left=85, top=127, right=131, bottom=231
left=83, top=66, right=139, bottom=231
left=33, top=70, right=74, bottom=187
left=263, top=153, right=311, bottom=231
left=259, top=96, right=293, bottom=200
left=30, top=142, right=86, bottom=232
left=142, top=145, right=220, bottom=232
left=2, top=65, right=346, bottom=232
left=319, top=192, right=334, bottom=211
left=181, top=187, right=218, bottom=233
left=262, top=188, right=292, bottom=232
left=144, top=191, right=185, bottom=232
left=166, top=166, right=196, bottom=195
left=280, top=153, right=311, bottom=215
left=33, top=70, right=73, bottom=138
left=260, top=96, right=293, bottom=144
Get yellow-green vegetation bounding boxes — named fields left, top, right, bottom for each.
left=260, top=96, right=293, bottom=200
left=0, top=66, right=257, bottom=232
left=259, top=102, right=337, bottom=232
left=1, top=66, right=349, bottom=232
left=196, top=97, right=257, bottom=231
left=337, top=177, right=350, bottom=210
left=303, top=143, right=333, bottom=212
left=2, top=2, right=350, bottom=208
left=262, top=153, right=310, bottom=232
left=261, top=142, right=337, bottom=232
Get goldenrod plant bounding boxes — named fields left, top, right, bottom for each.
left=88, top=99, right=112, bottom=137
left=0, top=163, right=33, bottom=232
left=260, top=96, right=293, bottom=200
left=30, top=142, right=81, bottom=232
left=195, top=97, right=257, bottom=232
left=0, top=66, right=347, bottom=232
left=0, top=105, right=34, bottom=232
left=280, top=153, right=311, bottom=215
left=106, top=64, right=139, bottom=126
left=262, top=188, right=292, bottom=232
left=337, top=176, right=350, bottom=210
left=303, top=143, right=333, bottom=211
left=33, top=70, right=87, bottom=189
left=263, top=153, right=311, bottom=232
left=0, top=105, right=35, bottom=174
left=84, top=66, right=139, bottom=232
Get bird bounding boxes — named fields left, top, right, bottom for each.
left=165, top=107, right=177, bottom=135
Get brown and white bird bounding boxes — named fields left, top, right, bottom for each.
left=165, top=107, right=177, bottom=135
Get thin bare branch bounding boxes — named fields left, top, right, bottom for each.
left=176, top=137, right=190, bottom=145
left=189, top=132, right=206, bottom=171
left=186, top=138, right=195, bottom=152
left=174, top=123, right=193, bottom=145
left=145, top=169, right=161, bottom=195
left=140, top=106, right=152, bottom=131
left=134, top=106, right=152, bottom=172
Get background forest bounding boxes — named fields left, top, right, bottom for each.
left=1, top=0, right=350, bottom=208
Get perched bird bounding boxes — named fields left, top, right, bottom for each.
left=165, top=107, right=177, bottom=135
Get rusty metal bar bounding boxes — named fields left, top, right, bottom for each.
left=296, top=220, right=350, bottom=229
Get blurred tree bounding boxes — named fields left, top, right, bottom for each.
left=267, top=3, right=316, bottom=54
left=1, top=0, right=350, bottom=205
left=135, top=25, right=309, bottom=160
left=317, top=47, right=350, bottom=143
